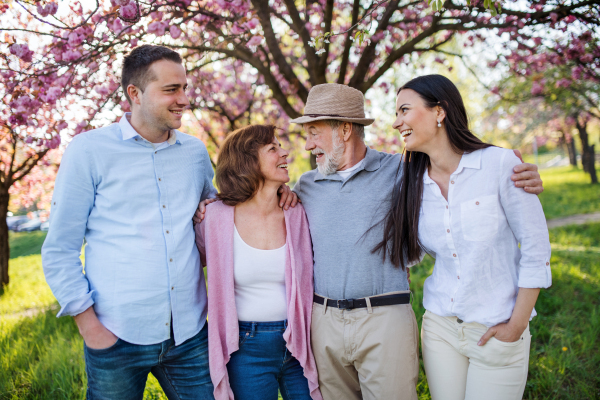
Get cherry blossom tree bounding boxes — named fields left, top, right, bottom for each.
left=491, top=29, right=599, bottom=183
left=1, top=0, right=599, bottom=286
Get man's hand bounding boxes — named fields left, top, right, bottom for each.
left=74, top=307, right=118, bottom=350
left=511, top=149, right=544, bottom=195
left=278, top=184, right=299, bottom=210
left=193, top=198, right=218, bottom=224
left=477, top=321, right=525, bottom=346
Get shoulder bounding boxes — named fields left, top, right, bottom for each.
left=175, top=131, right=206, bottom=147
left=68, top=124, right=119, bottom=147
left=205, top=200, right=232, bottom=218
left=481, top=146, right=519, bottom=166
left=294, top=169, right=318, bottom=192
left=284, top=203, right=307, bottom=219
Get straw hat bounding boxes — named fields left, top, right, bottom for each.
left=289, top=83, right=375, bottom=126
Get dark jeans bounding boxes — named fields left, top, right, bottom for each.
left=84, top=323, right=214, bottom=400
left=227, top=320, right=312, bottom=400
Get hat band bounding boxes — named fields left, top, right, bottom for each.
left=304, top=113, right=360, bottom=118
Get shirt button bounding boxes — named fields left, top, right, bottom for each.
left=159, top=178, right=162, bottom=181
left=163, top=205, right=166, bottom=208
left=170, top=258, right=173, bottom=262
left=476, top=201, right=480, bottom=205
left=166, top=230, right=169, bottom=234
left=447, top=229, right=450, bottom=233
left=171, top=286, right=174, bottom=290
left=155, top=151, right=158, bottom=154
left=451, top=298, right=454, bottom=302
left=451, top=181, right=455, bottom=184
left=166, top=323, right=169, bottom=326
left=446, top=205, right=448, bottom=209
left=546, top=262, right=549, bottom=266
left=457, top=276, right=460, bottom=279
left=453, top=253, right=457, bottom=257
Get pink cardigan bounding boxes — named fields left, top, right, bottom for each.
left=195, top=201, right=322, bottom=400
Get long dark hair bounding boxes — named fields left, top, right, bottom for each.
left=373, top=74, right=492, bottom=269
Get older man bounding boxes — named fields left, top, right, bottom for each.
left=290, top=83, right=543, bottom=400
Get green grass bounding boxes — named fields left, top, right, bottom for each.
left=1, top=166, right=599, bottom=399
left=538, top=166, right=600, bottom=219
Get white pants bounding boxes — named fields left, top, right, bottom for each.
left=421, top=310, right=531, bottom=400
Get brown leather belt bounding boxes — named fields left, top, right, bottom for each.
left=313, top=293, right=410, bottom=310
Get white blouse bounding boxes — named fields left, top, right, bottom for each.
left=418, top=147, right=552, bottom=327
left=233, top=226, right=288, bottom=322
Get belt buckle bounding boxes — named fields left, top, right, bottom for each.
left=337, top=299, right=354, bottom=310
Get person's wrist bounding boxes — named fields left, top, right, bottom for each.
left=506, top=319, right=527, bottom=338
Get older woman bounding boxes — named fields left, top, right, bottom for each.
left=376, top=75, right=551, bottom=400
left=195, top=125, right=322, bottom=400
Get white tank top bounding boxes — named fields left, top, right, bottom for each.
left=233, top=226, right=288, bottom=322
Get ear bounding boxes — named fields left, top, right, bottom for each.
left=127, top=84, right=142, bottom=106
left=342, top=122, right=353, bottom=142
left=436, top=106, right=446, bottom=124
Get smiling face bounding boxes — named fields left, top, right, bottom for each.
left=393, top=89, right=443, bottom=153
left=134, top=59, right=190, bottom=133
left=303, top=121, right=345, bottom=175
left=258, top=136, right=290, bottom=185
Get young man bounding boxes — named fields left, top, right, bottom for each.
left=289, top=83, right=544, bottom=400
left=42, top=45, right=216, bottom=399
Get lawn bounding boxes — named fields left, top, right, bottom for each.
left=1, top=166, right=599, bottom=399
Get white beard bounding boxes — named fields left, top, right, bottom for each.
left=315, top=129, right=345, bottom=175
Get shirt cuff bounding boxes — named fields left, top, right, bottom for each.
left=56, top=290, right=96, bottom=318
left=518, top=261, right=552, bottom=289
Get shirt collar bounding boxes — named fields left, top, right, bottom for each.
left=118, top=113, right=179, bottom=145
left=423, top=150, right=482, bottom=184
left=314, top=146, right=381, bottom=182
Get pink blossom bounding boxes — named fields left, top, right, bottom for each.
left=63, top=50, right=82, bottom=61
left=116, top=0, right=131, bottom=5
left=37, top=4, right=50, bottom=17
left=550, top=13, right=558, bottom=23
left=119, top=3, right=137, bottom=20
left=94, top=85, right=110, bottom=96
left=56, top=121, right=68, bottom=131
left=244, top=18, right=259, bottom=30
left=41, top=86, right=62, bottom=102
left=148, top=21, right=168, bottom=36
left=247, top=36, right=262, bottom=47
left=170, top=25, right=182, bottom=39
left=112, top=18, right=124, bottom=32
left=530, top=81, right=544, bottom=96
left=10, top=43, right=34, bottom=62
left=555, top=79, right=570, bottom=88
left=68, top=32, right=83, bottom=47
left=230, top=24, right=245, bottom=35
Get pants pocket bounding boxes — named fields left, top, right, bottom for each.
left=472, top=329, right=530, bottom=368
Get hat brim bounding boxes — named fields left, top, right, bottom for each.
left=289, top=115, right=375, bottom=126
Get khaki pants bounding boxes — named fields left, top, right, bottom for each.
left=311, top=291, right=419, bottom=400
left=421, top=310, right=531, bottom=400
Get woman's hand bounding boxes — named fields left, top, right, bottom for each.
left=477, top=322, right=525, bottom=346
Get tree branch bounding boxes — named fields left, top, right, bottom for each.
left=337, top=0, right=362, bottom=84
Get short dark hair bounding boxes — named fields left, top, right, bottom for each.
left=216, top=125, right=278, bottom=206
left=121, top=45, right=182, bottom=104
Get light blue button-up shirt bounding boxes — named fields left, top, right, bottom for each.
left=42, top=114, right=217, bottom=345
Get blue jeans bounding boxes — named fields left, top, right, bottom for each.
left=227, top=320, right=312, bottom=400
left=84, top=322, right=214, bottom=400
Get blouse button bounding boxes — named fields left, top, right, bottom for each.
left=457, top=276, right=460, bottom=279
left=447, top=229, right=450, bottom=233
left=546, top=262, right=550, bottom=266
left=451, top=298, right=454, bottom=302
left=476, top=201, right=480, bottom=205
left=451, top=181, right=455, bottom=184
left=453, top=253, right=457, bottom=257
left=446, top=205, right=448, bottom=209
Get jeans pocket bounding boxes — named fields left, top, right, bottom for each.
left=84, top=338, right=122, bottom=355
left=476, top=335, right=527, bottom=368
left=238, top=332, right=251, bottom=349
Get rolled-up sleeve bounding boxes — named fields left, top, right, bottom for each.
left=200, top=145, right=217, bottom=201
left=42, top=135, right=97, bottom=317
left=499, top=152, right=552, bottom=289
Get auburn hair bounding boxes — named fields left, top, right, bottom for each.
left=216, top=124, right=277, bottom=206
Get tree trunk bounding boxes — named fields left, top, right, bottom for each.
left=0, top=185, right=10, bottom=289
left=563, top=131, right=578, bottom=167
left=576, top=119, right=598, bottom=184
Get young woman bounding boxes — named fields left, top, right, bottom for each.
left=377, top=75, right=551, bottom=399
left=195, top=125, right=322, bottom=400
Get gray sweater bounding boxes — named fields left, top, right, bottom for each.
left=294, top=147, right=409, bottom=300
